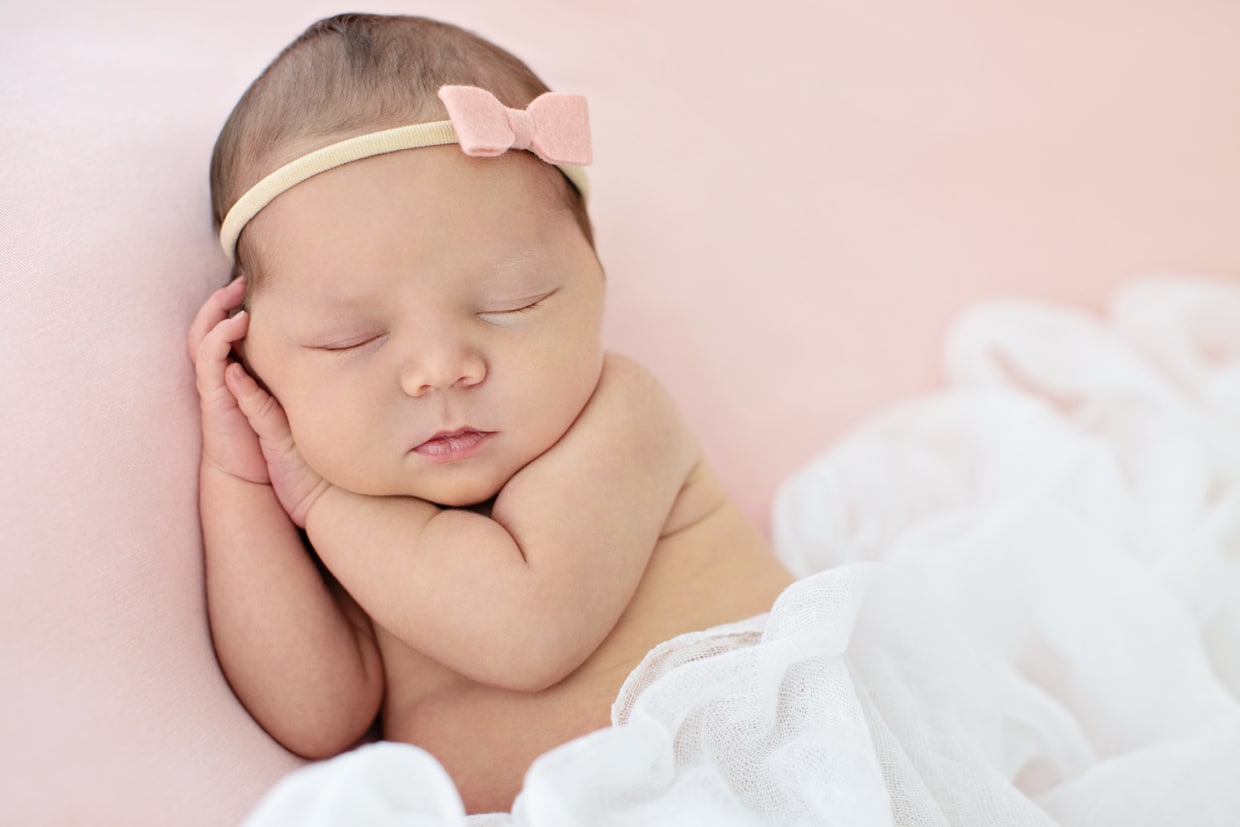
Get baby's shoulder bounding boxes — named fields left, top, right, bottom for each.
left=598, top=351, right=678, bottom=413
left=599, top=350, right=658, bottom=387
left=600, top=350, right=712, bottom=510
left=597, top=352, right=695, bottom=444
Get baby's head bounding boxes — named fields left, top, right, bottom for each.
left=211, top=13, right=594, bottom=285
left=210, top=14, right=606, bottom=508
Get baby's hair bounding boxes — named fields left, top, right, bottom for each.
left=210, top=13, right=594, bottom=278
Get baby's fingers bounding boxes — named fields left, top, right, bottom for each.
left=225, top=362, right=326, bottom=527
left=187, top=277, right=246, bottom=361
left=195, top=310, right=251, bottom=399
left=225, top=361, right=290, bottom=444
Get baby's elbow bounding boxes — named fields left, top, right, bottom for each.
left=284, top=733, right=348, bottom=762
left=498, top=667, right=572, bottom=695
left=486, top=638, right=589, bottom=694
left=510, top=660, right=575, bottom=694
left=277, top=712, right=376, bottom=761
left=267, top=686, right=383, bottom=760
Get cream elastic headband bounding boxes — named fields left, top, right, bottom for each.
left=218, top=85, right=592, bottom=263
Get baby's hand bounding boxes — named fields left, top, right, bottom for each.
left=188, top=278, right=269, bottom=486
left=187, top=279, right=329, bottom=527
left=224, top=357, right=330, bottom=528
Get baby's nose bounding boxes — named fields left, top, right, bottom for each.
left=399, top=345, right=486, bottom=397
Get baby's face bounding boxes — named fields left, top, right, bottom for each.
left=241, top=146, right=605, bottom=507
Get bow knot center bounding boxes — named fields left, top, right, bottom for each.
left=504, top=108, right=535, bottom=151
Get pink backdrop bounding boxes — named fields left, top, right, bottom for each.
left=2, top=1, right=1238, bottom=823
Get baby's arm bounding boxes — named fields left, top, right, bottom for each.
left=189, top=280, right=382, bottom=758
left=301, top=354, right=697, bottom=691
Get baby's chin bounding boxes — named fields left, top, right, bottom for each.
left=419, top=481, right=504, bottom=509
left=315, top=453, right=525, bottom=509
left=351, top=473, right=507, bottom=510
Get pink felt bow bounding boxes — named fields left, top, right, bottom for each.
left=437, top=85, right=592, bottom=166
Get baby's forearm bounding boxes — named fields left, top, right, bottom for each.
left=200, top=464, right=382, bottom=757
left=304, top=487, right=577, bottom=690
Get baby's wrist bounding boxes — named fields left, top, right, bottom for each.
left=288, top=478, right=333, bottom=530
left=201, top=456, right=270, bottom=489
left=300, top=481, right=348, bottom=536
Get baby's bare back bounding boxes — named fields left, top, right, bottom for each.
left=376, top=464, right=793, bottom=814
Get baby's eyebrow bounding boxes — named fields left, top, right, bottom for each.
left=478, top=250, right=542, bottom=278
left=287, top=291, right=374, bottom=314
left=267, top=285, right=386, bottom=329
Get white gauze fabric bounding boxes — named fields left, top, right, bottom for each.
left=245, top=275, right=1240, bottom=826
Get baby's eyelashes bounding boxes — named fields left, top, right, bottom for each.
left=299, top=289, right=559, bottom=350
left=477, top=289, right=558, bottom=323
left=311, top=333, right=386, bottom=353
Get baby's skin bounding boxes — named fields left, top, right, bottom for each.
left=190, top=145, right=793, bottom=813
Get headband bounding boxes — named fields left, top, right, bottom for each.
left=218, top=85, right=592, bottom=263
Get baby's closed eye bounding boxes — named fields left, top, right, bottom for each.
left=477, top=289, right=558, bottom=322
left=310, top=333, right=387, bottom=353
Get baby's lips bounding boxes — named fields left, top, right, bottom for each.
left=412, top=429, right=495, bottom=461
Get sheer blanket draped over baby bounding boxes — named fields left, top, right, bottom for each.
left=244, top=275, right=1240, bottom=826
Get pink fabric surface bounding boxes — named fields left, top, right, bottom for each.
left=1, top=1, right=1237, bottom=824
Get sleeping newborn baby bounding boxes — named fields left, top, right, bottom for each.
left=188, top=12, right=793, bottom=813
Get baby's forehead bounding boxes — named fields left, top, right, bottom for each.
left=244, top=153, right=573, bottom=295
